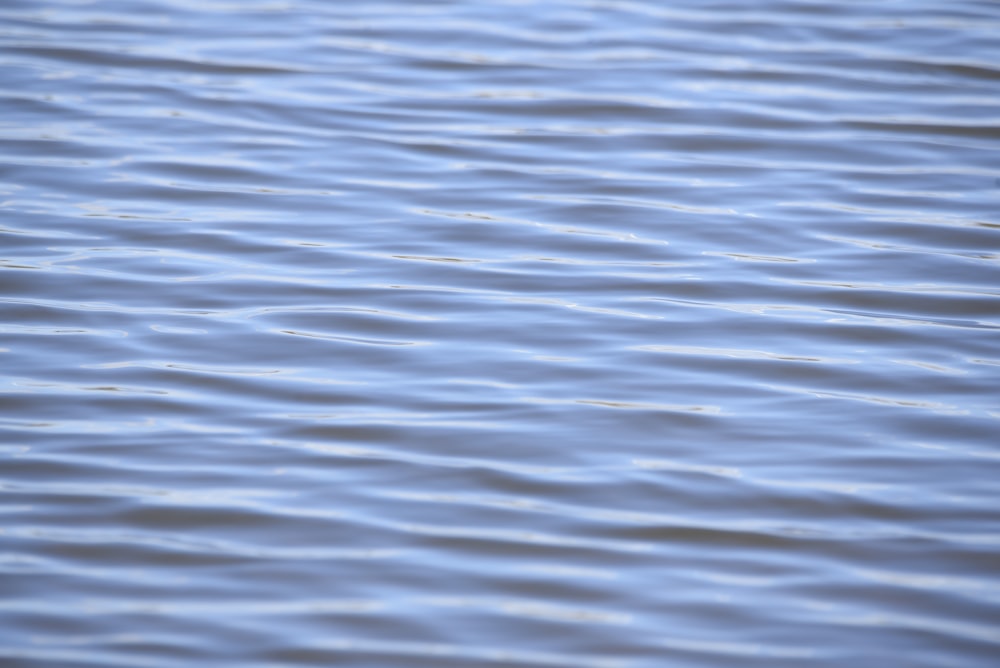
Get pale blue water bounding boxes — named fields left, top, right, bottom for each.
left=2, top=1, right=999, bottom=666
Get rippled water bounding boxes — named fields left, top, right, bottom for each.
left=3, top=1, right=1000, bottom=666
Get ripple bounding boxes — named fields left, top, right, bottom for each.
left=4, top=526, right=403, bottom=562
left=265, top=638, right=625, bottom=668
left=274, top=329, right=427, bottom=347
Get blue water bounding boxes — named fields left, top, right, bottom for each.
left=2, top=1, right=999, bottom=666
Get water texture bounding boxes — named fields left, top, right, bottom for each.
left=2, top=1, right=999, bottom=666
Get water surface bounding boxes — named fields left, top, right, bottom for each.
left=2, top=1, right=999, bottom=666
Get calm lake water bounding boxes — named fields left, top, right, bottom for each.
left=2, top=1, right=999, bottom=666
